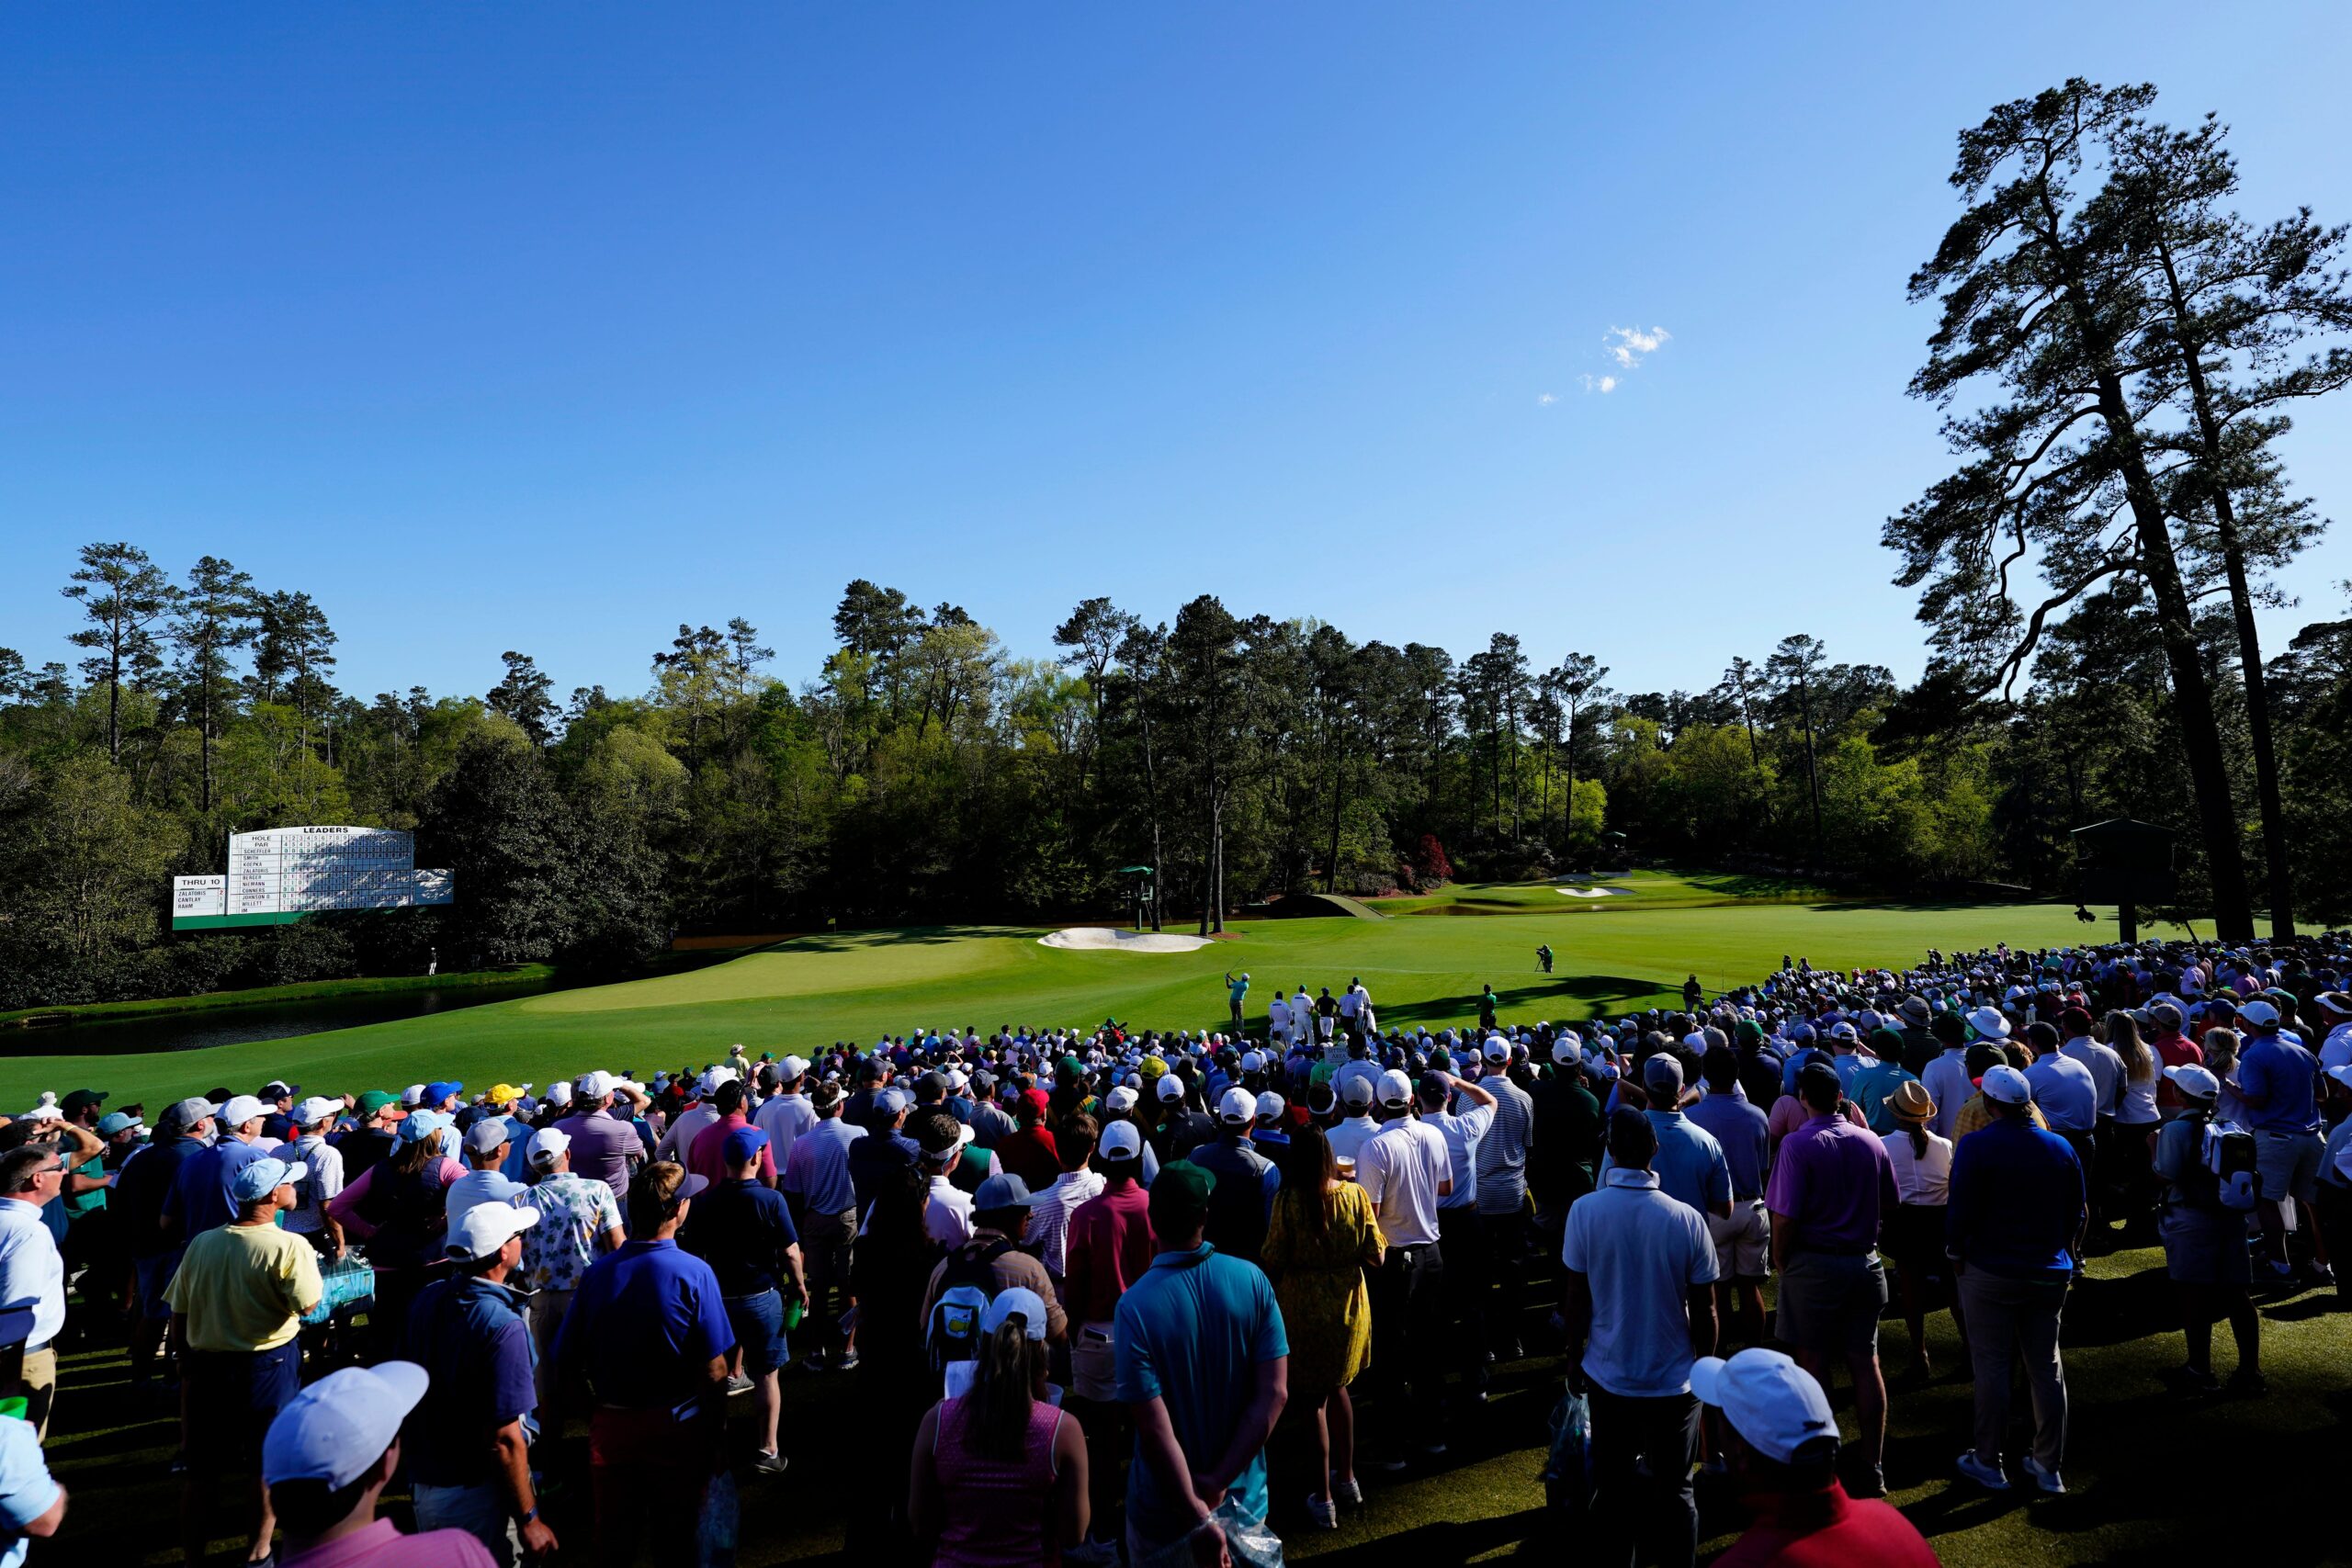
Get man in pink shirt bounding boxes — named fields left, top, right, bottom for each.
left=686, top=1079, right=777, bottom=1188
left=264, top=1361, right=500, bottom=1567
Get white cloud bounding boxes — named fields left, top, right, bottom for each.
left=1536, top=391, right=1557, bottom=406
left=1604, top=325, right=1671, bottom=370
left=1579, top=374, right=1618, bottom=394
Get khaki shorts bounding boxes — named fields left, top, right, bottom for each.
left=1708, top=1200, right=1770, bottom=1280
left=1072, top=1320, right=1118, bottom=1403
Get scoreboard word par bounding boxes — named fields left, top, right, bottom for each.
left=172, top=826, right=455, bottom=930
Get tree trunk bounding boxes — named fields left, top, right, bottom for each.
left=105, top=639, right=121, bottom=764
left=1797, top=676, right=1822, bottom=854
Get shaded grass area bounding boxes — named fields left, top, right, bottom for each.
left=0, top=964, right=560, bottom=1028
left=0, top=872, right=2188, bottom=1110
left=42, top=1238, right=2348, bottom=1564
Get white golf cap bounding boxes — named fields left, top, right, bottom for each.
left=1217, top=1087, right=1257, bottom=1123
left=1099, top=1121, right=1144, bottom=1160
left=446, top=1201, right=540, bottom=1262
left=2238, top=999, right=2280, bottom=1027
left=401, top=1084, right=427, bottom=1108
left=2165, top=1063, right=2221, bottom=1100
left=292, top=1096, right=342, bottom=1128
left=779, top=1055, right=810, bottom=1080
left=1377, top=1068, right=1414, bottom=1107
left=1690, top=1349, right=1838, bottom=1464
left=544, top=1080, right=574, bottom=1106
left=526, top=1126, right=573, bottom=1168
left=1980, top=1064, right=2032, bottom=1105
left=263, top=1361, right=432, bottom=1488
left=217, top=1094, right=269, bottom=1127
left=1253, top=1090, right=1285, bottom=1120
left=1105, top=1085, right=1139, bottom=1112
left=1483, top=1037, right=1511, bottom=1062
left=982, top=1286, right=1051, bottom=1342
left=1340, top=1074, right=1375, bottom=1107
left=1156, top=1075, right=1187, bottom=1102
left=577, top=1070, right=616, bottom=1099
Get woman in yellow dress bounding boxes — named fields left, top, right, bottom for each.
left=1262, top=1121, right=1386, bottom=1529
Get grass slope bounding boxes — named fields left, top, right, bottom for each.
left=0, top=872, right=2185, bottom=1111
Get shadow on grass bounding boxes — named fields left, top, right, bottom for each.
left=757, top=924, right=1023, bottom=953
left=1380, top=976, right=1668, bottom=1027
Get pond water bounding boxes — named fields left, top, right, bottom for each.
left=1, top=976, right=574, bottom=1057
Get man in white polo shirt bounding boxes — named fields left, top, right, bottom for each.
left=1561, top=1107, right=1719, bottom=1568
left=1357, top=1067, right=1453, bottom=1467
left=752, top=1057, right=818, bottom=1172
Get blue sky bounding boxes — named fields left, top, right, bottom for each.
left=6, top=3, right=2351, bottom=705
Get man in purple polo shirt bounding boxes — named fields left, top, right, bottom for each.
left=1765, top=1061, right=1898, bottom=1497
left=553, top=1073, right=648, bottom=1203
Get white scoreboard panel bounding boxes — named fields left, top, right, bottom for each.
left=173, top=827, right=454, bottom=929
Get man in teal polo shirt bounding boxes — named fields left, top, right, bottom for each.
left=1114, top=1163, right=1288, bottom=1560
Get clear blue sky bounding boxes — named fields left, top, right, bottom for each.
left=6, top=3, right=2350, bottom=705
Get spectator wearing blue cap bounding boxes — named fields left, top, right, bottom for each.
left=682, top=1125, right=804, bottom=1474
left=164, top=1153, right=323, bottom=1566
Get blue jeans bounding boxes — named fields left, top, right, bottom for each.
left=413, top=1480, right=522, bottom=1567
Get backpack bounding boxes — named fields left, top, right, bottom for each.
left=2201, top=1121, right=2260, bottom=1212
left=926, top=1237, right=1012, bottom=1371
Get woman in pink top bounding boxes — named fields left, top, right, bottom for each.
left=909, top=1287, right=1089, bottom=1567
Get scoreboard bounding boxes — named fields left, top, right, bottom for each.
left=172, top=826, right=455, bottom=931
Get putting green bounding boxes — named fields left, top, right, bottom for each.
left=0, top=872, right=2185, bottom=1111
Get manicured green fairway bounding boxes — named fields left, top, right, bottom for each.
left=0, top=872, right=2186, bottom=1111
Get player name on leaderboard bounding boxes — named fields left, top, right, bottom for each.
left=171, top=826, right=454, bottom=930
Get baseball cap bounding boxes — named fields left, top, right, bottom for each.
left=577, top=1070, right=616, bottom=1100
left=263, top=1361, right=432, bottom=1488
left=1643, top=1055, right=1685, bottom=1097
left=400, top=1085, right=427, bottom=1108
left=1551, top=1036, right=1582, bottom=1065
left=258, top=1081, right=296, bottom=1101
left=1253, top=1090, right=1285, bottom=1121
left=778, top=1055, right=810, bottom=1081
left=2165, top=1064, right=2222, bottom=1100
left=1483, top=1037, right=1510, bottom=1063
left=1377, top=1069, right=1414, bottom=1107
left=464, top=1120, right=512, bottom=1156
left=291, top=1096, right=342, bottom=1129
left=972, top=1172, right=1037, bottom=1211
left=526, top=1127, right=572, bottom=1168
left=1217, top=1088, right=1257, bottom=1124
left=1980, top=1065, right=2033, bottom=1105
left=876, top=1088, right=908, bottom=1117
left=399, top=1109, right=454, bottom=1145
left=486, top=1084, right=525, bottom=1106
left=1104, top=1084, right=1139, bottom=1112
left=543, top=1080, right=573, bottom=1107
left=96, top=1111, right=143, bottom=1137
left=355, top=1090, right=405, bottom=1120
left=231, top=1156, right=306, bottom=1204
left=424, top=1081, right=463, bottom=1105
left=1690, top=1349, right=1838, bottom=1464
left=1156, top=1074, right=1187, bottom=1103
left=216, top=1094, right=269, bottom=1128
left=163, top=1096, right=217, bottom=1130
left=2237, top=999, right=2281, bottom=1028
left=1340, top=1074, right=1375, bottom=1107
left=721, top=1126, right=769, bottom=1167
left=59, top=1089, right=107, bottom=1115
left=446, top=1201, right=540, bottom=1262
left=981, top=1286, right=1051, bottom=1342
left=1239, top=1052, right=1264, bottom=1072
left=1099, top=1122, right=1144, bottom=1161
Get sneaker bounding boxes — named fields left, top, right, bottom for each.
left=746, top=1449, right=789, bottom=1475
left=799, top=1352, right=831, bottom=1374
left=835, top=1350, right=862, bottom=1371
left=725, top=1374, right=754, bottom=1395
left=1419, top=1439, right=1449, bottom=1459
left=2022, top=1457, right=2065, bottom=1495
left=1332, top=1478, right=1363, bottom=1506
left=1306, top=1495, right=1340, bottom=1530
left=1954, top=1451, right=2010, bottom=1491
left=1847, top=1464, right=1887, bottom=1500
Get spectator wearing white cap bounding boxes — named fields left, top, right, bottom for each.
left=2152, top=1064, right=2264, bottom=1393
left=1358, top=1065, right=1455, bottom=1467
left=517, top=1126, right=623, bottom=1419
left=2230, top=999, right=2334, bottom=1288
left=1327, top=1073, right=1383, bottom=1167
left=553, top=1072, right=650, bottom=1202
left=1183, top=1088, right=1281, bottom=1269
left=1560, top=1107, right=1718, bottom=1568
left=1419, top=1067, right=1499, bottom=1405
left=164, top=1092, right=277, bottom=1246
left=1947, top=1063, right=2085, bottom=1495
left=654, top=1066, right=729, bottom=1163
left=1691, top=1349, right=1938, bottom=1566
left=752, top=1055, right=818, bottom=1170
left=404, top=1203, right=552, bottom=1564
left=447, top=1118, right=531, bottom=1234
left=909, top=1286, right=1089, bottom=1564
left=273, top=1097, right=349, bottom=1257
left=266, top=1361, right=497, bottom=1567
left=165, top=1154, right=323, bottom=1565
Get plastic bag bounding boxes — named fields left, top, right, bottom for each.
left=697, top=1469, right=740, bottom=1568
left=1135, top=1497, right=1284, bottom=1568
left=1540, top=1384, right=1593, bottom=1521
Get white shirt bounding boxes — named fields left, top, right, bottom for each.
left=2321, top=1023, right=2352, bottom=1073
left=1268, top=998, right=1291, bottom=1032
left=923, top=1176, right=975, bottom=1249
left=1920, top=1049, right=1975, bottom=1141
left=1425, top=1102, right=1496, bottom=1211
left=1881, top=1128, right=1954, bottom=1206
left=1357, top=1117, right=1451, bottom=1247
left=2061, top=1037, right=2126, bottom=1114
left=1027, top=1168, right=1104, bottom=1281
left=657, top=1104, right=719, bottom=1163
left=1327, top=1115, right=1382, bottom=1165
left=753, top=1092, right=818, bottom=1173
left=273, top=1134, right=346, bottom=1236
left=0, top=1200, right=64, bottom=1348
left=1338, top=990, right=1362, bottom=1021
left=2115, top=1061, right=2162, bottom=1126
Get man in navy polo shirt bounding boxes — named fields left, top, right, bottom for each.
left=554, top=1161, right=735, bottom=1568
left=406, top=1203, right=556, bottom=1565
left=681, top=1127, right=803, bottom=1475
left=1946, top=1065, right=2084, bottom=1495
left=164, top=1095, right=277, bottom=1245
left=2233, top=999, right=2334, bottom=1286
left=1114, top=1164, right=1289, bottom=1563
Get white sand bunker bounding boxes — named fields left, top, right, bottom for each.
left=1556, top=886, right=1632, bottom=898
left=1040, top=927, right=1217, bottom=953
